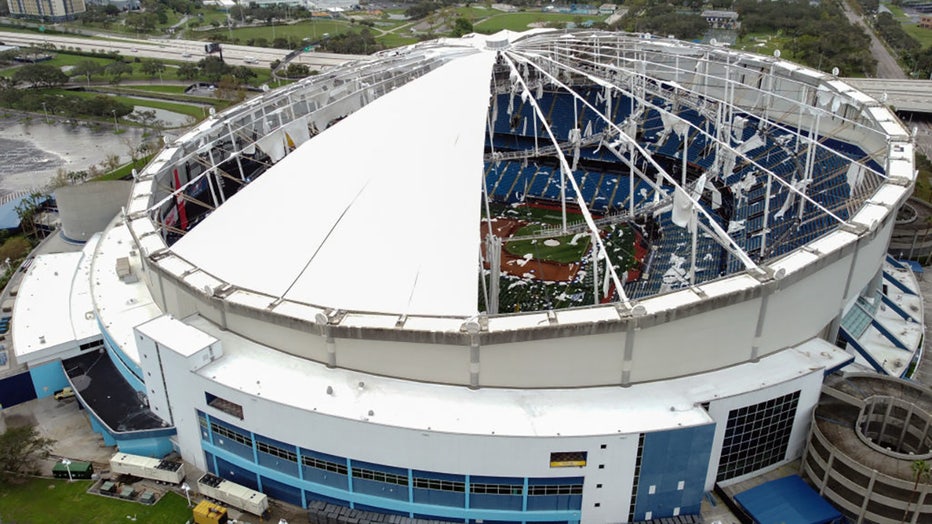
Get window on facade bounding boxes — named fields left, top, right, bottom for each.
left=351, top=467, right=409, bottom=486
left=527, top=484, right=583, bottom=496
left=470, top=483, right=523, bottom=495
left=628, top=433, right=645, bottom=523
left=301, top=456, right=348, bottom=475
left=549, top=451, right=587, bottom=468
left=79, top=339, right=104, bottom=351
left=209, top=421, right=253, bottom=447
left=205, top=392, right=244, bottom=420
left=716, top=390, right=800, bottom=481
left=257, top=441, right=297, bottom=463
left=412, top=477, right=465, bottom=493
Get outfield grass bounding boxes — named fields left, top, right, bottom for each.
left=505, top=224, right=592, bottom=263
left=0, top=478, right=191, bottom=524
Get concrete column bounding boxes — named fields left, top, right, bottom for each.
left=858, top=470, right=876, bottom=524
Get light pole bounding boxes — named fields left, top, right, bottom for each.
left=111, top=110, right=118, bottom=132
left=181, top=482, right=191, bottom=507
left=61, top=458, right=73, bottom=482
left=41, top=101, right=49, bottom=124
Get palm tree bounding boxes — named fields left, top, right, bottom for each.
left=901, top=459, right=930, bottom=524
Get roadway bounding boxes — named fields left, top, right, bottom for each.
left=0, top=30, right=360, bottom=70
left=839, top=0, right=907, bottom=80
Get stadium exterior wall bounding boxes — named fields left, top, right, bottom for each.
left=137, top=213, right=895, bottom=388
left=133, top=313, right=831, bottom=523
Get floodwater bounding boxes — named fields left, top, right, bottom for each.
left=0, top=116, right=145, bottom=197
left=135, top=106, right=196, bottom=128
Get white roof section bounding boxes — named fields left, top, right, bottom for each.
left=136, top=314, right=217, bottom=357
left=188, top=313, right=849, bottom=437
left=13, top=238, right=99, bottom=363
left=91, top=219, right=162, bottom=365
left=172, top=51, right=496, bottom=317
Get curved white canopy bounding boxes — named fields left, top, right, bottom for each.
left=172, top=50, right=496, bottom=316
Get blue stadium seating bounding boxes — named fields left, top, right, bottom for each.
left=485, top=88, right=875, bottom=296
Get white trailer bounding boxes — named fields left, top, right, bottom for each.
left=109, top=452, right=185, bottom=484
left=197, top=473, right=269, bottom=517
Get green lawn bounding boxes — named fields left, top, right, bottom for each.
left=885, top=2, right=908, bottom=18
left=375, top=32, right=419, bottom=48
left=473, top=12, right=605, bottom=33
left=204, top=19, right=353, bottom=44
left=0, top=478, right=192, bottom=524
left=97, top=155, right=155, bottom=181
left=733, top=33, right=801, bottom=61
left=125, top=84, right=189, bottom=94
left=47, top=88, right=207, bottom=120
left=505, top=224, right=592, bottom=263
left=902, top=23, right=932, bottom=48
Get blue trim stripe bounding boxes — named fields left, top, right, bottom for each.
left=204, top=442, right=580, bottom=522
left=869, top=319, right=909, bottom=351
left=880, top=293, right=919, bottom=324
left=882, top=271, right=916, bottom=296
left=840, top=327, right=887, bottom=374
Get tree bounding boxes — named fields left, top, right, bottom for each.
left=232, top=65, right=257, bottom=83
left=11, top=64, right=69, bottom=89
left=0, top=425, right=55, bottom=482
left=177, top=62, right=199, bottom=81
left=71, top=60, right=103, bottom=86
left=140, top=59, right=166, bottom=79
left=902, top=460, right=930, bottom=524
left=0, top=236, right=32, bottom=263
left=451, top=17, right=473, bottom=37
left=126, top=11, right=158, bottom=33
left=106, top=61, right=133, bottom=84
left=283, top=63, right=309, bottom=78
left=197, top=56, right=233, bottom=82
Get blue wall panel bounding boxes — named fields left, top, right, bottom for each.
left=87, top=411, right=117, bottom=446
left=117, top=435, right=175, bottom=458
left=303, top=467, right=349, bottom=489
left=29, top=360, right=68, bottom=399
left=203, top=436, right=581, bottom=524
left=353, top=478, right=408, bottom=501
left=0, top=370, right=37, bottom=408
left=305, top=490, right=351, bottom=507
left=216, top=456, right=260, bottom=491
left=99, top=319, right=144, bottom=381
left=633, top=423, right=714, bottom=520
left=262, top=475, right=303, bottom=506
left=413, top=488, right=466, bottom=507
left=205, top=451, right=217, bottom=474
left=469, top=494, right=523, bottom=511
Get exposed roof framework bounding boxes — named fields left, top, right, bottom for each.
left=126, top=30, right=907, bottom=320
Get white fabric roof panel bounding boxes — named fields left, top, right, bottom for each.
left=172, top=51, right=495, bottom=317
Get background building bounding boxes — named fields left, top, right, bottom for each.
left=6, top=0, right=86, bottom=21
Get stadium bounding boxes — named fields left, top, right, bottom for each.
left=6, top=29, right=920, bottom=523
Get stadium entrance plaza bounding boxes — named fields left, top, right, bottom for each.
left=1, top=396, right=311, bottom=523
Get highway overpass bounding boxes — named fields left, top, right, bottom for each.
left=844, top=78, right=932, bottom=114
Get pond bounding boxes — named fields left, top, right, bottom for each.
left=0, top=115, right=146, bottom=197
